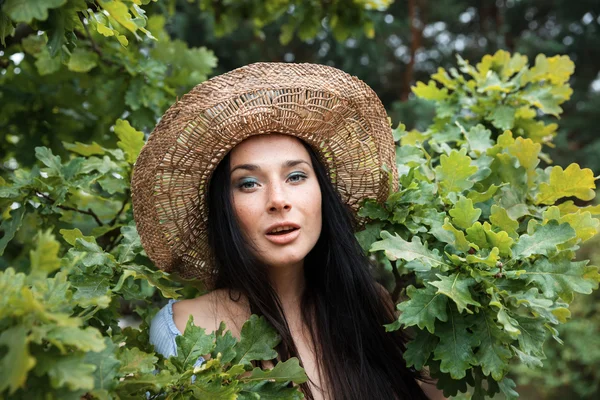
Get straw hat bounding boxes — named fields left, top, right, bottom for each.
left=131, top=62, right=398, bottom=282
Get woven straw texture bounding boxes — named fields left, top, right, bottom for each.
left=131, top=62, right=398, bottom=283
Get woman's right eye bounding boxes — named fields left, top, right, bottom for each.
left=238, top=179, right=258, bottom=190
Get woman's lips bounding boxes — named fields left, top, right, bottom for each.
left=265, top=228, right=300, bottom=245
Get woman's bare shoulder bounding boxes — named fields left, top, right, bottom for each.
left=172, top=289, right=249, bottom=336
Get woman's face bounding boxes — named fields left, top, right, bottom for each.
left=229, top=134, right=322, bottom=270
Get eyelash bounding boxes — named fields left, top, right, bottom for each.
left=236, top=172, right=307, bottom=190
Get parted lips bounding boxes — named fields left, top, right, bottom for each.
left=131, top=62, right=398, bottom=284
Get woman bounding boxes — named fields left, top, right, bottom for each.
left=132, top=63, right=436, bottom=399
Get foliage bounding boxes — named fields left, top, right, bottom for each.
left=0, top=0, right=217, bottom=168
left=362, top=50, right=600, bottom=399
left=193, top=0, right=392, bottom=44
left=512, top=236, right=600, bottom=399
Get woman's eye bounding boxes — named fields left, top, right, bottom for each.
left=238, top=179, right=258, bottom=190
left=288, top=172, right=307, bottom=183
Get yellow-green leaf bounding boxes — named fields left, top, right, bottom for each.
left=67, top=49, right=99, bottom=73
left=62, top=141, right=106, bottom=156
left=484, top=224, right=514, bottom=257
left=466, top=222, right=488, bottom=249
left=435, top=149, right=478, bottom=194
left=490, top=205, right=519, bottom=238
left=556, top=200, right=600, bottom=217
left=30, top=229, right=61, bottom=276
left=0, top=325, right=36, bottom=394
left=449, top=197, right=481, bottom=230
left=543, top=206, right=600, bottom=243
left=506, top=137, right=540, bottom=186
left=467, top=184, right=501, bottom=204
left=536, top=164, right=596, bottom=205
left=466, top=247, right=500, bottom=268
left=114, top=119, right=145, bottom=164
left=412, top=81, right=449, bottom=101
left=442, top=219, right=476, bottom=253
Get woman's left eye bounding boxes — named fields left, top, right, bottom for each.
left=288, top=172, right=307, bottom=183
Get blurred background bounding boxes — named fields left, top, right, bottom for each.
left=1, top=0, right=599, bottom=398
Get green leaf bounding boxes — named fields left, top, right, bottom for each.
left=232, top=315, right=280, bottom=367
left=433, top=307, right=478, bottom=379
left=63, top=141, right=106, bottom=156
left=173, top=315, right=215, bottom=370
left=121, top=264, right=182, bottom=299
left=46, top=326, right=106, bottom=353
left=370, top=231, right=446, bottom=270
left=244, top=358, right=307, bottom=384
left=536, top=164, right=596, bottom=205
left=466, top=247, right=500, bottom=268
left=467, top=184, right=501, bottom=203
left=30, top=229, right=61, bottom=276
left=472, top=311, right=512, bottom=381
left=0, top=206, right=26, bottom=256
left=489, top=105, right=515, bottom=130
left=464, top=124, right=494, bottom=154
left=35, top=146, right=62, bottom=176
left=0, top=10, right=15, bottom=46
left=484, top=226, right=514, bottom=257
left=404, top=329, right=439, bottom=370
left=115, top=119, right=145, bottom=164
left=116, top=370, right=175, bottom=394
left=520, top=256, right=600, bottom=302
left=70, top=275, right=111, bottom=308
left=489, top=205, right=519, bottom=237
left=59, top=228, right=95, bottom=246
left=115, top=225, right=143, bottom=263
left=449, top=197, right=481, bottom=230
left=513, top=315, right=546, bottom=357
left=0, top=325, right=36, bottom=394
left=212, top=322, right=237, bottom=364
left=435, top=149, right=478, bottom=193
left=466, top=222, right=488, bottom=249
left=394, top=285, right=448, bottom=333
left=498, top=377, right=519, bottom=400
left=441, top=219, right=474, bottom=253
left=45, top=355, right=97, bottom=391
left=355, top=222, right=385, bottom=252
left=512, top=220, right=576, bottom=259
left=118, top=347, right=157, bottom=375
left=429, top=273, right=482, bottom=314
left=35, top=50, right=62, bottom=75
left=67, top=48, right=99, bottom=72
left=84, top=338, right=121, bottom=392
left=2, top=0, right=66, bottom=23
left=191, top=377, right=241, bottom=399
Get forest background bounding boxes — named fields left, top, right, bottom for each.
left=1, top=0, right=600, bottom=399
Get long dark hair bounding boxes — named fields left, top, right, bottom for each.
left=207, top=137, right=429, bottom=399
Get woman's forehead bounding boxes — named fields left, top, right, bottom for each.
left=229, top=134, right=311, bottom=167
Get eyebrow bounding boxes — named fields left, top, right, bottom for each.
left=230, top=159, right=311, bottom=174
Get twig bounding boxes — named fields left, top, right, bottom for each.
left=36, top=191, right=104, bottom=226
left=109, top=191, right=129, bottom=226
left=105, top=233, right=123, bottom=253
left=78, top=12, right=103, bottom=59
left=391, top=261, right=403, bottom=303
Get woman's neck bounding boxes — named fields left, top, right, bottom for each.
left=267, top=261, right=305, bottom=314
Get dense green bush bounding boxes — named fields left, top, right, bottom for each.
left=361, top=50, right=600, bottom=399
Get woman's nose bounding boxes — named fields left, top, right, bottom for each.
left=266, top=184, right=291, bottom=213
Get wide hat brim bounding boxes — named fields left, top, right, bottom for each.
left=131, top=62, right=398, bottom=283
